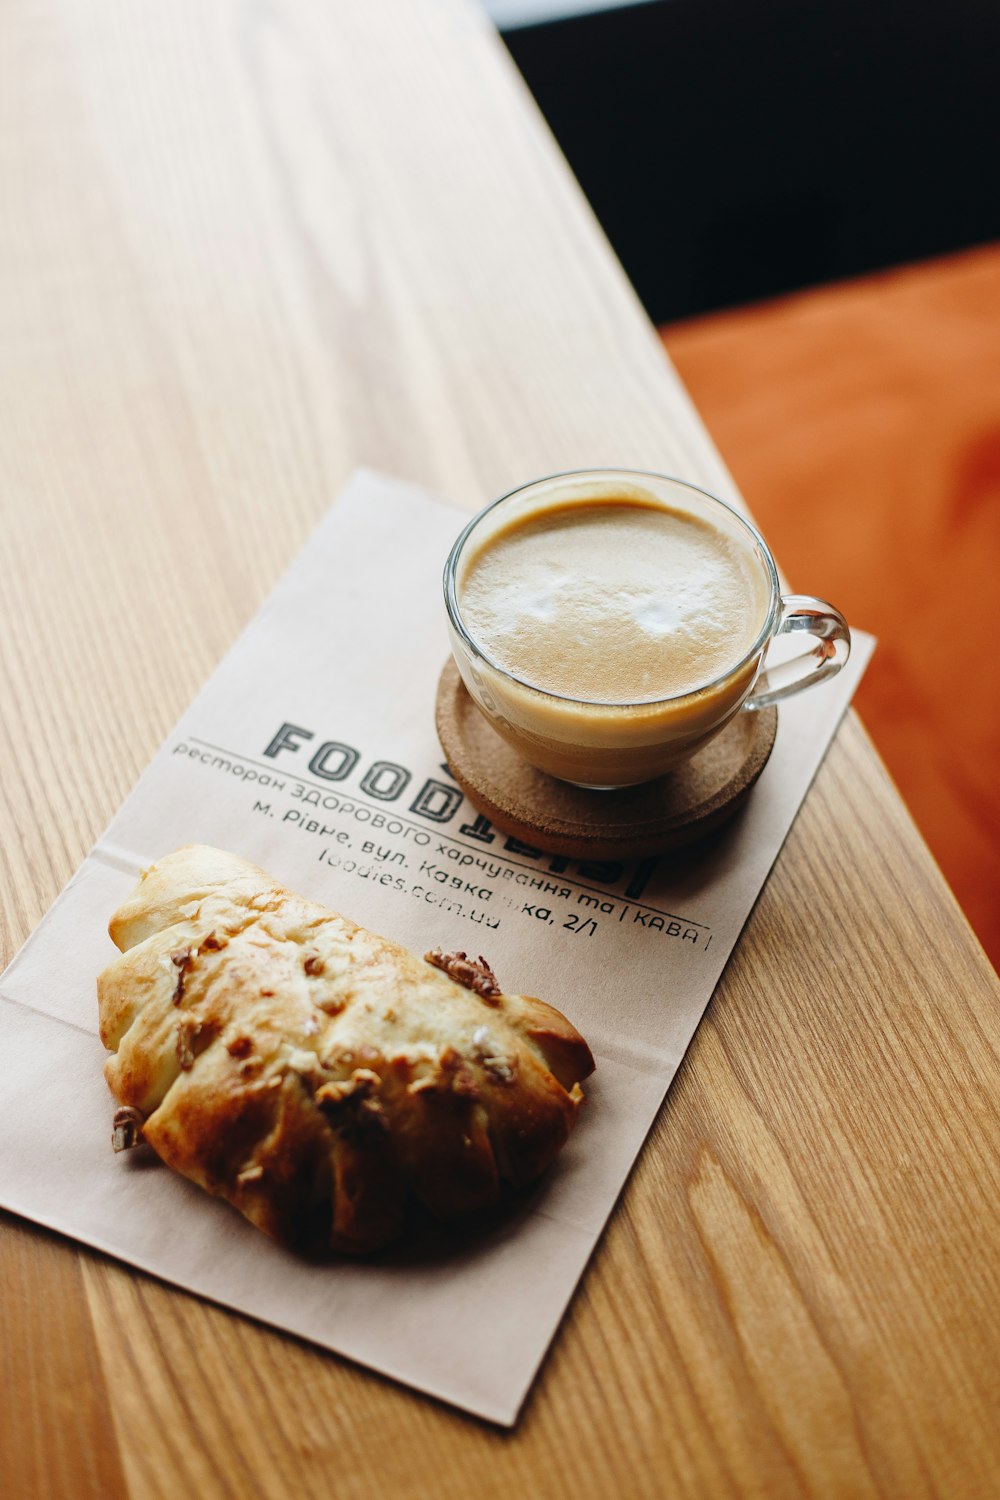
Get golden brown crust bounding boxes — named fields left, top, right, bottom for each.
left=97, top=845, right=594, bottom=1253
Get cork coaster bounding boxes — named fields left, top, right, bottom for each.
left=435, top=659, right=778, bottom=860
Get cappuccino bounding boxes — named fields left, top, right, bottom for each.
left=448, top=483, right=776, bottom=786
left=445, top=471, right=848, bottom=789
left=458, top=498, right=769, bottom=705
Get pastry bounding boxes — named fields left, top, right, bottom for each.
left=97, top=846, right=594, bottom=1253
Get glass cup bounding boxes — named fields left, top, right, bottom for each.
left=444, top=470, right=850, bottom=788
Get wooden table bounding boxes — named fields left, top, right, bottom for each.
left=2, top=3, right=997, bottom=1495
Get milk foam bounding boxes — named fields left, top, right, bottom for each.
left=458, top=501, right=768, bottom=703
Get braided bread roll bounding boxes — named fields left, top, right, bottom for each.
left=97, top=846, right=594, bottom=1253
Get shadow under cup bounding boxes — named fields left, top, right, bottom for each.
left=444, top=471, right=850, bottom=790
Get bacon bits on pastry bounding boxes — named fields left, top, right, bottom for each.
left=97, top=846, right=594, bottom=1253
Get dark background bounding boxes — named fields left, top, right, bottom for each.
left=503, top=0, right=1000, bottom=322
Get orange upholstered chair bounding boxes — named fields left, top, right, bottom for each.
left=663, top=245, right=1000, bottom=967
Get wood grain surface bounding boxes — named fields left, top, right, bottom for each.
left=1, top=2, right=997, bottom=1497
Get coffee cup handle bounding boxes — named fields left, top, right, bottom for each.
left=743, top=595, right=851, bottom=711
